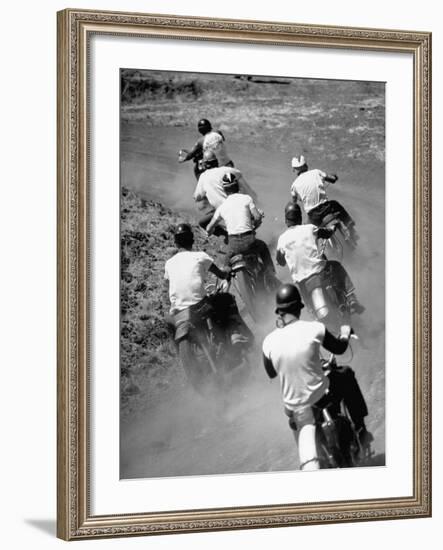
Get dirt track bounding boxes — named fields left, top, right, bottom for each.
left=120, top=73, right=385, bottom=479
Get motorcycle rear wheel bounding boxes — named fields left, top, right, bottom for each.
left=234, top=269, right=259, bottom=322
left=178, top=337, right=217, bottom=394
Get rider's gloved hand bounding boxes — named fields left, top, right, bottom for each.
left=178, top=149, right=188, bottom=163
left=339, top=325, right=353, bottom=341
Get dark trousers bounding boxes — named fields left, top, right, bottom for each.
left=227, top=232, right=276, bottom=274
left=314, top=366, right=368, bottom=429
left=299, top=260, right=355, bottom=310
left=308, top=200, right=354, bottom=227
left=323, top=260, right=355, bottom=296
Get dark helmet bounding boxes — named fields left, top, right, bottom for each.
left=284, top=202, right=302, bottom=225
left=197, top=118, right=212, bottom=134
left=174, top=223, right=194, bottom=247
left=221, top=172, right=239, bottom=193
left=275, top=283, right=304, bottom=314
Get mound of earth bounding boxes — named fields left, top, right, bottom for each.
left=120, top=186, right=225, bottom=414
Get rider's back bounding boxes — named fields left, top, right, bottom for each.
left=215, top=193, right=255, bottom=235
left=291, top=169, right=328, bottom=213
left=262, top=319, right=329, bottom=411
left=195, top=166, right=257, bottom=209
left=203, top=130, right=231, bottom=166
left=277, top=224, right=325, bottom=283
left=164, top=250, right=213, bottom=312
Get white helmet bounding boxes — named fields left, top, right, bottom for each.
left=291, top=155, right=306, bottom=169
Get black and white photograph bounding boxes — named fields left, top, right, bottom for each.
left=119, top=68, right=386, bottom=479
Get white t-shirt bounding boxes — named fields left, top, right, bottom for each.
left=277, top=224, right=325, bottom=283
left=211, top=193, right=257, bottom=235
left=203, top=131, right=231, bottom=166
left=262, top=320, right=328, bottom=412
left=291, top=169, right=328, bottom=213
left=164, top=251, right=213, bottom=312
left=193, top=167, right=258, bottom=210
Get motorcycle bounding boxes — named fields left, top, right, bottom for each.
left=318, top=211, right=358, bottom=263
left=299, top=266, right=352, bottom=333
left=229, top=250, right=278, bottom=323
left=314, top=355, right=372, bottom=468
left=172, top=286, right=251, bottom=394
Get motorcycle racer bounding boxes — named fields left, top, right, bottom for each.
left=290, top=155, right=358, bottom=241
left=193, top=156, right=258, bottom=238
left=205, top=173, right=277, bottom=283
left=164, top=223, right=251, bottom=348
left=262, top=283, right=373, bottom=470
left=178, top=118, right=233, bottom=177
left=276, top=202, right=364, bottom=315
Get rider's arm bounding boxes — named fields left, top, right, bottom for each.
left=262, top=354, right=278, bottom=379
left=193, top=179, right=205, bottom=202
left=209, top=263, right=230, bottom=280
left=322, top=327, right=351, bottom=355
left=182, top=138, right=204, bottom=162
left=290, top=181, right=300, bottom=201
left=206, top=209, right=221, bottom=235
left=248, top=198, right=263, bottom=225
left=324, top=173, right=338, bottom=184
left=276, top=249, right=286, bottom=266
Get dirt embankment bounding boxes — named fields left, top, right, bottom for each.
left=120, top=186, right=224, bottom=416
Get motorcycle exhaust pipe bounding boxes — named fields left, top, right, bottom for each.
left=311, top=287, right=329, bottom=319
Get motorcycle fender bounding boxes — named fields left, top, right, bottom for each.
left=174, top=320, right=192, bottom=342
left=173, top=308, right=193, bottom=342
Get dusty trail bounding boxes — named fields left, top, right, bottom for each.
left=120, top=122, right=385, bottom=479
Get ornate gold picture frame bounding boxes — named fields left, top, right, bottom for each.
left=57, top=8, right=431, bottom=540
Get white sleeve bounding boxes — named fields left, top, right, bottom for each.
left=262, top=334, right=272, bottom=359
left=164, top=263, right=169, bottom=280
left=314, top=321, right=326, bottom=344
left=246, top=195, right=257, bottom=212
left=211, top=206, right=223, bottom=224
left=193, top=178, right=205, bottom=201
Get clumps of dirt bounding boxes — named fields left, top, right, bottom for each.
left=121, top=70, right=204, bottom=104
left=120, top=186, right=224, bottom=415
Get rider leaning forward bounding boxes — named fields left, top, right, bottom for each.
left=164, top=223, right=251, bottom=348
left=193, top=152, right=258, bottom=239
left=178, top=118, right=233, bottom=178
left=262, top=283, right=373, bottom=471
left=276, top=202, right=364, bottom=315
left=205, top=172, right=279, bottom=287
left=291, top=155, right=358, bottom=242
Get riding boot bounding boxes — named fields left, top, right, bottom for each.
left=346, top=292, right=365, bottom=315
